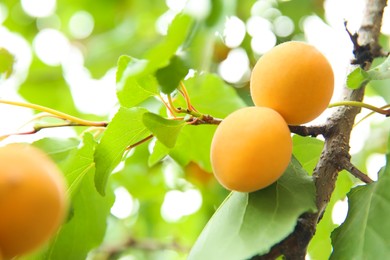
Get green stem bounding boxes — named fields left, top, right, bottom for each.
left=328, top=101, right=389, bottom=115
left=0, top=99, right=108, bottom=126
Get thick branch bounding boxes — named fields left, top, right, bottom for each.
left=256, top=0, right=387, bottom=259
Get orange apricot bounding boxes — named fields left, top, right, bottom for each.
left=210, top=107, right=292, bottom=192
left=250, top=41, right=334, bottom=125
left=0, top=144, right=68, bottom=259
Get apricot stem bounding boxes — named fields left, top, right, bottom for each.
left=0, top=99, right=108, bottom=127
left=328, top=101, right=389, bottom=115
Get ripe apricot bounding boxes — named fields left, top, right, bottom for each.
left=250, top=41, right=334, bottom=125
left=0, top=144, right=68, bottom=259
left=210, top=107, right=292, bottom=192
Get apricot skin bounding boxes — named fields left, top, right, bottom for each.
left=0, top=144, right=68, bottom=259
left=250, top=41, right=334, bottom=125
left=210, top=107, right=292, bottom=192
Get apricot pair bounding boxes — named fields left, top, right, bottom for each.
left=0, top=144, right=68, bottom=259
left=211, top=41, right=334, bottom=192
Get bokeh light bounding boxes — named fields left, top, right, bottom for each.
left=69, top=11, right=95, bottom=39
left=21, top=0, right=56, bottom=18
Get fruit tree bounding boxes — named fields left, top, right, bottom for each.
left=0, top=0, right=390, bottom=259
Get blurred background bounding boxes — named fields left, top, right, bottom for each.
left=1, top=0, right=390, bottom=259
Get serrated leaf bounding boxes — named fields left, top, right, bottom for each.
left=30, top=134, right=114, bottom=260
left=156, top=55, right=189, bottom=94
left=42, top=164, right=114, bottom=260
left=144, top=14, right=193, bottom=68
left=142, top=112, right=185, bottom=148
left=330, top=153, right=390, bottom=259
left=94, top=107, right=150, bottom=195
left=347, top=67, right=370, bottom=89
left=177, top=73, right=246, bottom=118
left=116, top=56, right=159, bottom=108
left=188, top=157, right=317, bottom=260
left=63, top=133, right=97, bottom=198
left=0, top=48, right=14, bottom=79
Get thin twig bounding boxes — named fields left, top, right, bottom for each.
left=341, top=158, right=374, bottom=183
left=126, top=134, right=154, bottom=150
left=0, top=99, right=108, bottom=127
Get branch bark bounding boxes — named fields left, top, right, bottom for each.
left=255, top=0, right=388, bottom=259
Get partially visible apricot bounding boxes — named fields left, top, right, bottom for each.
left=250, top=41, right=334, bottom=125
left=0, top=144, right=68, bottom=259
left=210, top=107, right=292, bottom=192
left=185, top=162, right=214, bottom=187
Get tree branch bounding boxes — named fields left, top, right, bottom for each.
left=256, top=0, right=388, bottom=259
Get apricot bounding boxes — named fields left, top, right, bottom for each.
left=210, top=107, right=292, bottom=192
left=250, top=41, right=334, bottom=125
left=0, top=144, right=68, bottom=259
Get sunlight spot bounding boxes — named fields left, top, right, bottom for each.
left=273, top=16, right=294, bottom=37
left=332, top=199, right=348, bottom=225
left=69, top=11, right=94, bottom=39
left=156, top=10, right=176, bottom=35
left=166, top=0, right=186, bottom=13
left=381, top=6, right=390, bottom=35
left=366, top=153, right=386, bottom=182
left=185, top=0, right=211, bottom=20
left=246, top=16, right=272, bottom=37
left=223, top=16, right=246, bottom=48
left=251, top=30, right=276, bottom=55
left=33, top=29, right=70, bottom=66
left=111, top=187, right=135, bottom=219
left=36, top=15, right=61, bottom=30
left=0, top=3, right=8, bottom=24
left=21, top=0, right=56, bottom=18
left=218, top=48, right=250, bottom=84
left=161, top=189, right=202, bottom=222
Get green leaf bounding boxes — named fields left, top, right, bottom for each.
left=347, top=67, right=370, bottom=89
left=112, top=145, right=166, bottom=200
left=142, top=112, right=186, bottom=149
left=32, top=137, right=80, bottom=168
left=330, top=153, right=390, bottom=259
left=308, top=171, right=353, bottom=260
left=116, top=14, right=193, bottom=107
left=63, top=133, right=97, bottom=199
left=144, top=14, right=193, bottom=68
left=155, top=55, right=189, bottom=94
left=42, top=164, right=114, bottom=260
left=170, top=124, right=216, bottom=172
left=367, top=55, right=390, bottom=81
left=116, top=56, right=159, bottom=108
left=148, top=140, right=170, bottom=167
left=94, top=107, right=150, bottom=195
left=188, top=157, right=317, bottom=260
left=178, top=73, right=246, bottom=118
left=0, top=48, right=14, bottom=78
left=292, top=135, right=324, bottom=174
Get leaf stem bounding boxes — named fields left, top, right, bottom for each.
left=328, top=100, right=389, bottom=115
left=126, top=134, right=154, bottom=150
left=0, top=99, right=108, bottom=126
left=179, top=81, right=198, bottom=112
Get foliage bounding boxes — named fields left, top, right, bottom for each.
left=0, top=0, right=389, bottom=259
